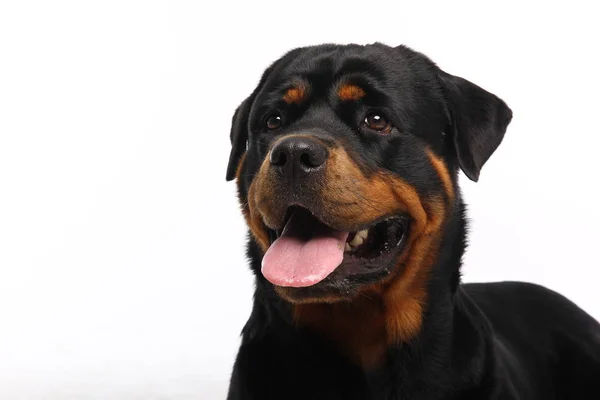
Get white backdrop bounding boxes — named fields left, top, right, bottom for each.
left=1, top=1, right=599, bottom=399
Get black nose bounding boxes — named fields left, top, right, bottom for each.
left=269, top=136, right=328, bottom=183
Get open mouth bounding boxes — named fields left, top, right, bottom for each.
left=261, top=206, right=409, bottom=288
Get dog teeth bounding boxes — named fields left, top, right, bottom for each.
left=345, top=229, right=370, bottom=252
left=350, top=234, right=364, bottom=248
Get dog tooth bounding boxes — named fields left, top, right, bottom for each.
left=344, top=243, right=352, bottom=252
left=357, top=229, right=369, bottom=240
left=350, top=234, right=364, bottom=248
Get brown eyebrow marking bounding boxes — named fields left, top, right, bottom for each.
left=338, top=84, right=366, bottom=101
left=283, top=83, right=308, bottom=104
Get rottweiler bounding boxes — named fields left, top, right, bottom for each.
left=224, top=43, right=600, bottom=399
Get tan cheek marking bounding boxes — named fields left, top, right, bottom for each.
left=235, top=151, right=248, bottom=220
left=247, top=167, right=272, bottom=252
left=347, top=169, right=441, bottom=345
left=235, top=152, right=247, bottom=182
left=426, top=149, right=455, bottom=201
left=320, top=149, right=425, bottom=231
left=319, top=150, right=404, bottom=225
left=381, top=197, right=446, bottom=344
left=236, top=152, right=270, bottom=253
left=283, top=85, right=306, bottom=104
left=338, top=84, right=366, bottom=101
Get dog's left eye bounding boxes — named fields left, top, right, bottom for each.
left=265, top=113, right=283, bottom=130
left=363, top=112, right=393, bottom=134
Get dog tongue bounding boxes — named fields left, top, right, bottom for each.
left=261, top=208, right=349, bottom=287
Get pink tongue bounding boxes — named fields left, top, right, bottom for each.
left=261, top=209, right=349, bottom=287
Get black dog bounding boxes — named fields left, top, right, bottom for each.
left=224, top=43, right=600, bottom=399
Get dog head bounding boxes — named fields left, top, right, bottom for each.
left=226, top=43, right=512, bottom=307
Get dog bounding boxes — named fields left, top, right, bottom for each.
left=224, top=43, right=600, bottom=399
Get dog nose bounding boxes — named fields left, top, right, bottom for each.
left=270, top=136, right=328, bottom=182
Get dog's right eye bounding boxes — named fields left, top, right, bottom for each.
left=266, top=113, right=282, bottom=130
left=363, top=112, right=393, bottom=134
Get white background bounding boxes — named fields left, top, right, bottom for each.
left=1, top=1, right=599, bottom=399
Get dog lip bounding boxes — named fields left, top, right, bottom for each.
left=340, top=214, right=409, bottom=234
left=342, top=216, right=409, bottom=260
left=273, top=216, right=411, bottom=301
left=269, top=202, right=407, bottom=235
left=260, top=200, right=411, bottom=300
left=273, top=204, right=409, bottom=243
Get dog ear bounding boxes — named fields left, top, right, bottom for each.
left=225, top=96, right=253, bottom=181
left=225, top=60, right=283, bottom=182
left=439, top=70, right=513, bottom=182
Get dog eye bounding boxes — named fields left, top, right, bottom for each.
left=265, top=113, right=282, bottom=130
left=363, top=112, right=392, bottom=134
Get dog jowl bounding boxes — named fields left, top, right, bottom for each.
left=224, top=43, right=600, bottom=400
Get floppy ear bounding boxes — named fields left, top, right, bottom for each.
left=225, top=60, right=283, bottom=182
left=225, top=97, right=253, bottom=181
left=439, top=70, right=513, bottom=182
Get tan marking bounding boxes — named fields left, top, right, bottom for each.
left=380, top=198, right=445, bottom=343
left=426, top=149, right=455, bottom=201
left=283, top=84, right=307, bottom=104
left=235, top=152, right=247, bottom=182
left=338, top=84, right=366, bottom=101
left=235, top=151, right=248, bottom=221
left=246, top=164, right=272, bottom=252
left=235, top=152, right=270, bottom=252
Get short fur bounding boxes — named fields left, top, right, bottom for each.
left=224, top=43, right=600, bottom=399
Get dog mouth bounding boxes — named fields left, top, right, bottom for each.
left=261, top=206, right=409, bottom=288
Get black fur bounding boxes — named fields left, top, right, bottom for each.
left=225, top=43, right=600, bottom=399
